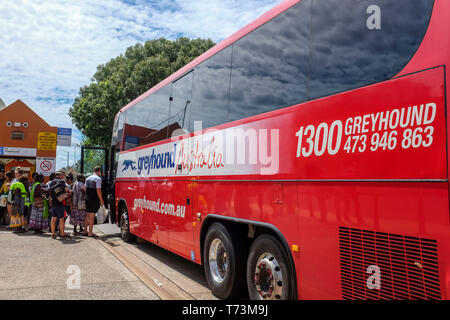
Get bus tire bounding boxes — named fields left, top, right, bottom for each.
left=246, top=234, right=293, bottom=300
left=203, top=223, right=245, bottom=299
left=120, top=207, right=136, bottom=243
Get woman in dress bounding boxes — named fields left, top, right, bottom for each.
left=0, top=171, right=13, bottom=226
left=28, top=174, right=48, bottom=233
left=70, top=174, right=86, bottom=234
left=9, top=176, right=28, bottom=232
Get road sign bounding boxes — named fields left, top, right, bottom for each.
left=124, top=135, right=139, bottom=150
left=0, top=146, right=36, bottom=157
left=57, top=128, right=72, bottom=146
left=38, top=132, right=57, bottom=151
left=36, top=157, right=56, bottom=176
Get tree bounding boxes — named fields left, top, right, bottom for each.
left=69, top=37, right=216, bottom=147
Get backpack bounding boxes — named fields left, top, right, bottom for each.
left=50, top=180, right=68, bottom=203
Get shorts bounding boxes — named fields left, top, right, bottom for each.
left=86, top=198, right=100, bottom=213
left=52, top=205, right=66, bottom=219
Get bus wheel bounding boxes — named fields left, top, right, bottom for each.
left=247, top=234, right=293, bottom=300
left=203, top=223, right=245, bottom=299
left=120, top=208, right=136, bottom=243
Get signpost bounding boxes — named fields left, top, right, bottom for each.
left=37, top=132, right=57, bottom=151
left=124, top=135, right=139, bottom=150
left=36, top=157, right=56, bottom=176
left=57, top=128, right=72, bottom=146
left=0, top=146, right=37, bottom=157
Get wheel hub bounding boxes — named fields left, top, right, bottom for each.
left=254, top=253, right=283, bottom=300
left=209, top=239, right=229, bottom=284
left=121, top=214, right=128, bottom=238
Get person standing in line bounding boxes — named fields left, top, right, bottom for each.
left=30, top=173, right=40, bottom=206
left=65, top=174, right=74, bottom=224
left=11, top=167, right=23, bottom=184
left=2, top=171, right=14, bottom=227
left=0, top=170, right=5, bottom=190
left=0, top=170, right=8, bottom=225
left=43, top=171, right=71, bottom=239
left=9, top=168, right=23, bottom=227
left=28, top=174, right=48, bottom=234
left=46, top=173, right=56, bottom=232
left=83, top=166, right=104, bottom=237
left=21, top=175, right=31, bottom=230
left=31, top=172, right=38, bottom=185
left=9, top=176, right=28, bottom=232
left=70, top=175, right=86, bottom=234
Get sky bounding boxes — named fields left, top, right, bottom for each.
left=0, top=0, right=282, bottom=169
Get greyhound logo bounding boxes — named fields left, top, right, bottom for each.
left=122, top=160, right=137, bottom=172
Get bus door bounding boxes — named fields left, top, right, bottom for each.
left=165, top=174, right=194, bottom=260
left=108, top=145, right=119, bottom=223
left=80, top=146, right=113, bottom=222
left=142, top=179, right=158, bottom=244
left=165, top=70, right=195, bottom=260
left=80, top=146, right=109, bottom=177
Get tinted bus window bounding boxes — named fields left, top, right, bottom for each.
left=228, top=0, right=311, bottom=122
left=111, top=111, right=125, bottom=147
left=310, top=0, right=434, bottom=100
left=188, top=46, right=232, bottom=132
left=151, top=85, right=171, bottom=142
left=169, top=71, right=193, bottom=138
left=122, top=85, right=171, bottom=150
left=122, top=96, right=154, bottom=150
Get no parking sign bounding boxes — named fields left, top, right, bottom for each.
left=36, top=157, right=56, bottom=176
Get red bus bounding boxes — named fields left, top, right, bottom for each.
left=105, top=0, right=450, bottom=299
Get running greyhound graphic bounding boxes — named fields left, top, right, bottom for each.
left=122, top=160, right=137, bottom=172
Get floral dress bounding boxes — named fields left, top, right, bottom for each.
left=70, top=181, right=86, bottom=226
left=28, top=184, right=49, bottom=230
left=9, top=184, right=26, bottom=228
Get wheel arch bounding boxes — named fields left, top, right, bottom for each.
left=117, top=198, right=128, bottom=225
left=200, top=214, right=298, bottom=300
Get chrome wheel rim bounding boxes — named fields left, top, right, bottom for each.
left=121, top=214, right=128, bottom=239
left=254, top=253, right=284, bottom=300
left=209, top=238, right=229, bottom=284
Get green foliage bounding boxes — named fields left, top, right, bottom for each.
left=69, top=37, right=216, bottom=147
left=82, top=149, right=106, bottom=175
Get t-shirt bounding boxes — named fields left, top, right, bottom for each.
left=85, top=174, right=102, bottom=202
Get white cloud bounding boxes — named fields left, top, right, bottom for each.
left=0, top=0, right=282, bottom=169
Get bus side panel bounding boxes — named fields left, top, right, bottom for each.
left=141, top=180, right=157, bottom=244
left=116, top=180, right=141, bottom=235
left=194, top=181, right=299, bottom=269
left=166, top=180, right=194, bottom=261
left=297, top=182, right=450, bottom=300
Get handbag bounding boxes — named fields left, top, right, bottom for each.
left=34, top=197, right=44, bottom=208
left=42, top=198, right=49, bottom=219
left=75, top=183, right=86, bottom=210
left=0, top=194, right=7, bottom=207
left=96, top=205, right=108, bottom=224
left=0, top=183, right=8, bottom=207
left=78, top=199, right=86, bottom=210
